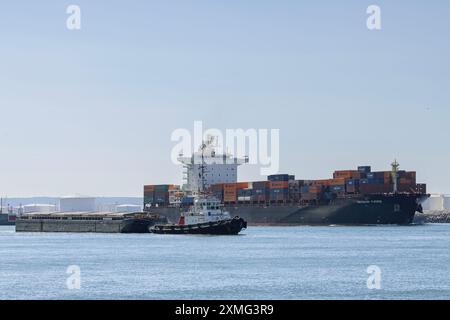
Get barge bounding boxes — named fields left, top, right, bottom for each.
left=15, top=212, right=167, bottom=233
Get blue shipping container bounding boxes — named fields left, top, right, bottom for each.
left=358, top=166, right=371, bottom=174
left=368, top=178, right=384, bottom=184
left=238, top=189, right=253, bottom=197
left=181, top=197, right=194, bottom=205
left=268, top=174, right=290, bottom=182
left=254, top=188, right=269, bottom=195
left=329, top=185, right=345, bottom=193
left=270, top=188, right=289, bottom=194
left=346, top=179, right=360, bottom=186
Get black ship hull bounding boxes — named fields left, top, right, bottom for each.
left=120, top=216, right=168, bottom=233
left=150, top=217, right=247, bottom=235
left=148, top=193, right=428, bottom=226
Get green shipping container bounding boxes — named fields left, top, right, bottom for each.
left=154, top=185, right=171, bottom=192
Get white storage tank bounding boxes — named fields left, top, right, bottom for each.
left=444, top=195, right=450, bottom=211
left=23, top=204, right=57, bottom=214
left=60, top=195, right=96, bottom=212
left=422, top=194, right=444, bottom=211
left=115, top=204, right=142, bottom=213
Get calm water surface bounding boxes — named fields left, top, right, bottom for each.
left=1, top=224, right=450, bottom=300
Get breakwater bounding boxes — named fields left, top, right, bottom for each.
left=414, top=211, right=450, bottom=224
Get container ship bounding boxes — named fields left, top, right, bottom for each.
left=143, top=157, right=429, bottom=225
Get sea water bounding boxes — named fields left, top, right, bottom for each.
left=1, top=224, right=450, bottom=300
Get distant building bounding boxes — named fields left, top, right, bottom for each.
left=59, top=195, right=96, bottom=212
left=0, top=206, right=12, bottom=214
left=23, top=204, right=57, bottom=214
left=423, top=194, right=445, bottom=211
left=115, top=204, right=142, bottom=213
left=444, top=195, right=450, bottom=211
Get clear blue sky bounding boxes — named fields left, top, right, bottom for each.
left=1, top=1, right=449, bottom=196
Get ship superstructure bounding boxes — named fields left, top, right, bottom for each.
left=177, top=136, right=248, bottom=192
left=150, top=140, right=248, bottom=235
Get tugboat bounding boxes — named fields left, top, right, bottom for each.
left=150, top=140, right=247, bottom=235
left=150, top=195, right=247, bottom=235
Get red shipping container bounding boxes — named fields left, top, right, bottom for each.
left=333, top=170, right=361, bottom=179
left=310, top=179, right=330, bottom=186
left=270, top=181, right=289, bottom=189
left=236, top=182, right=249, bottom=189
left=329, top=178, right=346, bottom=186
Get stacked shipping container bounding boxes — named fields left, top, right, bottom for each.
left=252, top=181, right=271, bottom=202
left=144, top=166, right=426, bottom=207
left=144, top=184, right=177, bottom=207
left=144, top=185, right=155, bottom=208
left=269, top=180, right=289, bottom=202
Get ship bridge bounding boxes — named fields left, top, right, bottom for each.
left=177, top=136, right=248, bottom=192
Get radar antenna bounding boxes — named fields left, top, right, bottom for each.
left=198, top=140, right=207, bottom=194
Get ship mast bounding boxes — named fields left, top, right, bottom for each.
left=199, top=140, right=207, bottom=194
left=391, top=159, right=400, bottom=193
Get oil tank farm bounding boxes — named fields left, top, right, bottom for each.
left=115, top=204, right=142, bottom=213
left=422, top=194, right=444, bottom=211
left=59, top=195, right=96, bottom=212
left=23, top=204, right=57, bottom=214
left=444, top=195, right=450, bottom=211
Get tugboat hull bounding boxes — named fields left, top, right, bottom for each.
left=150, top=217, right=247, bottom=235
